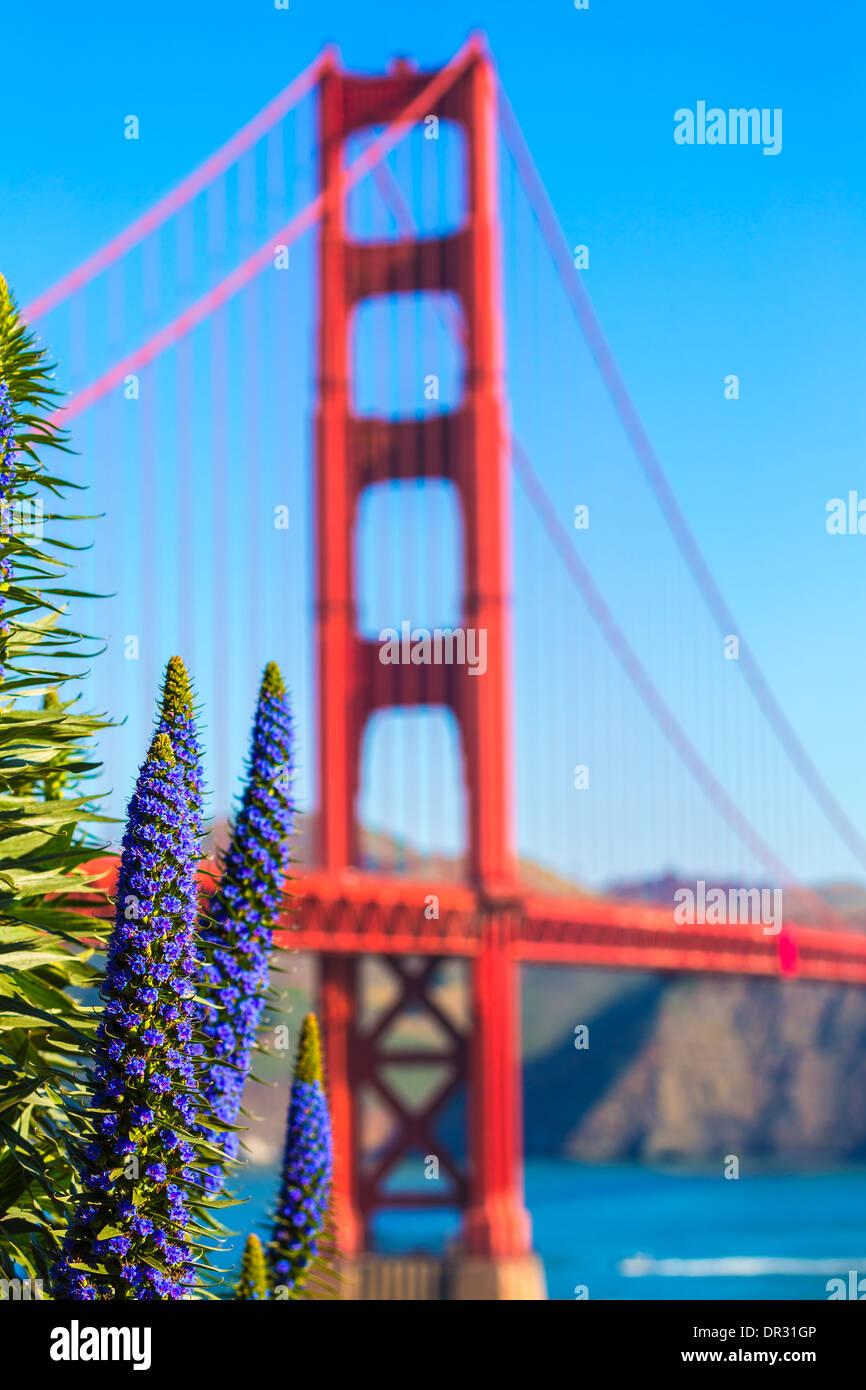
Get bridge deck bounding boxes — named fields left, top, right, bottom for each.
left=286, top=871, right=866, bottom=983
left=73, top=859, right=866, bottom=984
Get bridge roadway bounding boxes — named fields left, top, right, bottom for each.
left=74, top=858, right=866, bottom=983
left=272, top=869, right=866, bottom=984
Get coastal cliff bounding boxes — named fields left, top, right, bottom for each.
left=523, top=972, right=866, bottom=1162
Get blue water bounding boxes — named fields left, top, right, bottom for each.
left=233, top=1160, right=866, bottom=1300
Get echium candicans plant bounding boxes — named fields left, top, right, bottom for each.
left=53, top=732, right=211, bottom=1300
left=267, top=1013, right=333, bottom=1299
left=198, top=662, right=295, bottom=1194
left=234, top=1232, right=268, bottom=1300
left=0, top=274, right=111, bottom=1285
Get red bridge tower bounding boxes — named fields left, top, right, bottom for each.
left=313, top=39, right=545, bottom=1299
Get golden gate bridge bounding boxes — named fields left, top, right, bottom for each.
left=29, top=35, right=866, bottom=1298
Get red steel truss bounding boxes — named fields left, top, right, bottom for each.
left=284, top=872, right=866, bottom=983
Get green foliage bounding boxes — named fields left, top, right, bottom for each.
left=160, top=655, right=194, bottom=722
left=0, top=275, right=113, bottom=1285
left=235, top=1232, right=269, bottom=1300
left=295, top=1010, right=323, bottom=1085
left=261, top=660, right=285, bottom=701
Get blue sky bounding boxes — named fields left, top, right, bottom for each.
left=2, top=0, right=865, bottom=889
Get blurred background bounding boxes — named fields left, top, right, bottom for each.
left=3, top=0, right=866, bottom=1298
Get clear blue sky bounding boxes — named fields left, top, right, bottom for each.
left=2, top=0, right=865, bottom=889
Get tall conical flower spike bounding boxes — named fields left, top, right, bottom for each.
left=53, top=732, right=206, bottom=1300
left=235, top=1232, right=269, bottom=1300
left=198, top=662, right=295, bottom=1193
left=267, top=1014, right=333, bottom=1298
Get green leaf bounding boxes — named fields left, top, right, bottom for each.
left=0, top=277, right=115, bottom=1279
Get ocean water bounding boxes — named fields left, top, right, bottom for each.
left=234, top=1160, right=866, bottom=1301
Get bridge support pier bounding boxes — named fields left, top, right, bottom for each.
left=463, top=922, right=531, bottom=1256
left=331, top=1252, right=545, bottom=1301
left=319, top=955, right=364, bottom=1258
left=456, top=920, right=546, bottom=1299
